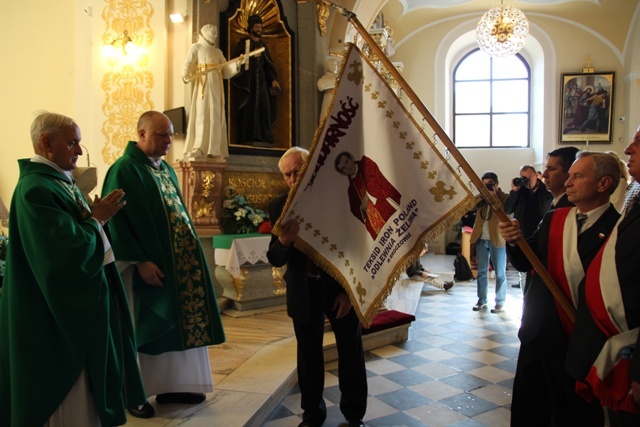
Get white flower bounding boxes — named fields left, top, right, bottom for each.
left=250, top=214, right=264, bottom=226
left=234, top=208, right=247, bottom=220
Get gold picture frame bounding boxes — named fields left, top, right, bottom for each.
left=560, top=72, right=614, bottom=143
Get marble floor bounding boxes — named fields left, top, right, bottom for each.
left=126, top=254, right=524, bottom=427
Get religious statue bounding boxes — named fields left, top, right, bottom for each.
left=316, top=56, right=340, bottom=120
left=232, top=14, right=280, bottom=147
left=182, top=24, right=243, bottom=160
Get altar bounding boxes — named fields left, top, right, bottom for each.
left=213, top=233, right=287, bottom=312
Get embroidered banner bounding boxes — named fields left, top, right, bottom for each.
left=273, top=45, right=475, bottom=325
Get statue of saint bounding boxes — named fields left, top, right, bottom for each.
left=232, top=14, right=280, bottom=147
left=182, top=24, right=241, bottom=160
left=317, top=56, right=340, bottom=120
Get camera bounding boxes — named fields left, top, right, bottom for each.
left=513, top=177, right=529, bottom=188
left=485, top=183, right=494, bottom=191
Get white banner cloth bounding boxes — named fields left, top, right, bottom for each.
left=274, top=45, right=475, bottom=325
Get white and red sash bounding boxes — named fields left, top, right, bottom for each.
left=577, top=219, right=640, bottom=413
left=547, top=207, right=583, bottom=335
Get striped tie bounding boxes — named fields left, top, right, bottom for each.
left=576, top=213, right=588, bottom=233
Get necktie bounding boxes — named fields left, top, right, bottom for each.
left=576, top=213, right=588, bottom=233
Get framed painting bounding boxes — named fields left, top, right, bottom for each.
left=560, top=72, right=614, bottom=143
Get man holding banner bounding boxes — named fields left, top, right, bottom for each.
left=267, top=147, right=367, bottom=427
left=500, top=151, right=620, bottom=426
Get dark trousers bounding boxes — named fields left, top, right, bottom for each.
left=511, top=337, right=604, bottom=426
left=292, top=279, right=367, bottom=425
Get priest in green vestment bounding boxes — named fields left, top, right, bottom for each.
left=0, top=112, right=147, bottom=426
left=102, top=110, right=225, bottom=418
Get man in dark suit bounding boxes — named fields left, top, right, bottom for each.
left=500, top=151, right=621, bottom=426
left=543, top=146, right=580, bottom=209
left=504, top=164, right=553, bottom=290
left=267, top=147, right=367, bottom=427
left=566, top=128, right=640, bottom=425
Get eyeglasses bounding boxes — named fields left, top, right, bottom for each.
left=283, top=169, right=300, bottom=179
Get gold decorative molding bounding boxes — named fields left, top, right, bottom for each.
left=316, top=3, right=330, bottom=36
left=101, top=0, right=155, bottom=164
left=272, top=266, right=286, bottom=295
left=231, top=269, right=249, bottom=300
left=174, top=160, right=227, bottom=237
left=297, top=0, right=330, bottom=36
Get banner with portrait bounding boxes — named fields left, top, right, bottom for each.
left=273, top=45, right=475, bottom=325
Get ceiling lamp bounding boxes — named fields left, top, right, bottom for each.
left=476, top=1, right=529, bottom=57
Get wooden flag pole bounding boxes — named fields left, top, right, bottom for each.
left=320, top=0, right=576, bottom=323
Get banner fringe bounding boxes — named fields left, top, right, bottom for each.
left=294, top=194, right=476, bottom=328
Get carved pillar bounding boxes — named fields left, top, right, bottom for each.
left=174, top=160, right=227, bottom=237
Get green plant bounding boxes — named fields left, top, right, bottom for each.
left=221, top=186, right=268, bottom=234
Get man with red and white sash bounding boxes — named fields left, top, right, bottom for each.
left=500, top=151, right=621, bottom=426
left=566, top=127, right=640, bottom=426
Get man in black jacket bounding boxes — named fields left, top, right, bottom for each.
left=500, top=151, right=621, bottom=426
left=504, top=164, right=553, bottom=290
left=543, top=146, right=580, bottom=209
left=566, top=128, right=640, bottom=425
left=267, top=147, right=367, bottom=427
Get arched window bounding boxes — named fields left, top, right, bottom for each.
left=453, top=49, right=531, bottom=148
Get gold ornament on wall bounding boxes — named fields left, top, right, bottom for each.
left=296, top=0, right=330, bottom=36
left=101, top=0, right=155, bottom=164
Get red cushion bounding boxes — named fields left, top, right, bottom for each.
left=361, top=310, right=415, bottom=335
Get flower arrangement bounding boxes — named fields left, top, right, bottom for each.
left=221, top=186, right=268, bottom=234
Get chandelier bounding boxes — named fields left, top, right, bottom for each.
left=476, top=1, right=529, bottom=57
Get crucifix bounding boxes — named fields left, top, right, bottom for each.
left=583, top=56, right=595, bottom=73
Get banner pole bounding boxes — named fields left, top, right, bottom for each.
left=320, top=0, right=576, bottom=323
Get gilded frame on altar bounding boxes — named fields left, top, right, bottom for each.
left=559, top=72, right=614, bottom=143
left=220, top=0, right=294, bottom=156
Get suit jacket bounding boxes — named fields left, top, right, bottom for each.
left=507, top=204, right=620, bottom=345
left=567, top=201, right=640, bottom=382
left=266, top=194, right=345, bottom=322
left=552, top=193, right=574, bottom=209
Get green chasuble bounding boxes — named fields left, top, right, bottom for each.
left=103, top=141, right=225, bottom=354
left=0, top=159, right=146, bottom=427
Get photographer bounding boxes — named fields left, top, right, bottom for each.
left=504, top=165, right=553, bottom=239
left=504, top=165, right=553, bottom=290
left=469, top=172, right=508, bottom=313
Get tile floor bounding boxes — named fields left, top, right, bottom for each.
left=124, top=253, right=525, bottom=427
left=263, top=253, right=524, bottom=427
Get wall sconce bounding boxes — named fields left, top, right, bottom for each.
left=102, top=30, right=143, bottom=65
left=170, top=12, right=186, bottom=23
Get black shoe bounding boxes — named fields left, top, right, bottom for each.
left=443, top=280, right=455, bottom=291
left=155, top=392, right=206, bottom=404
left=127, top=401, right=154, bottom=418
left=472, top=301, right=487, bottom=311
left=491, top=304, right=504, bottom=313
left=511, top=283, right=521, bottom=288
